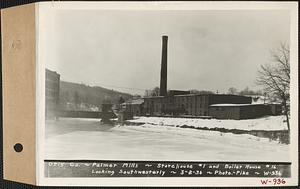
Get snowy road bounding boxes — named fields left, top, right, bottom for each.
left=45, top=118, right=290, bottom=161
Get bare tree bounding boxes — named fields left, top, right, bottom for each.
left=256, top=43, right=290, bottom=131
left=227, top=87, right=238, bottom=95
left=152, top=87, right=160, bottom=96
left=239, top=87, right=258, bottom=96
left=144, top=87, right=160, bottom=97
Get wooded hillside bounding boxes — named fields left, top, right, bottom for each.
left=59, top=81, right=132, bottom=110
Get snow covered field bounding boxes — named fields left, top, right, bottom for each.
left=130, top=115, right=288, bottom=131
left=45, top=117, right=289, bottom=161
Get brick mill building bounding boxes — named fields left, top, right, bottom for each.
left=143, top=93, right=251, bottom=117
left=130, top=35, right=280, bottom=119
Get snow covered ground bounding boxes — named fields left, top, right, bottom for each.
left=45, top=117, right=289, bottom=161
left=130, top=115, right=288, bottom=131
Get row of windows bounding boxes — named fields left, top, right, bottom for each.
left=145, top=96, right=208, bottom=104
left=46, top=90, right=59, bottom=98
left=146, top=106, right=208, bottom=116
left=174, top=96, right=208, bottom=103
left=145, top=101, right=208, bottom=109
left=46, top=77, right=59, bottom=84
left=46, top=83, right=59, bottom=90
left=147, top=103, right=209, bottom=113
left=145, top=96, right=209, bottom=104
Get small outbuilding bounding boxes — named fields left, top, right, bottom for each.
left=209, top=104, right=273, bottom=120
left=121, top=99, right=144, bottom=116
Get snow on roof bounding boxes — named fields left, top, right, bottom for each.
left=267, top=102, right=282, bottom=105
left=210, top=103, right=265, bottom=107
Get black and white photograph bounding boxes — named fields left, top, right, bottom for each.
left=38, top=1, right=298, bottom=187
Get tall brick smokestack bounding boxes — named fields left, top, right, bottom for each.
left=160, top=35, right=168, bottom=96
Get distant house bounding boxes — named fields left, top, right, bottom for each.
left=46, top=69, right=60, bottom=119
left=121, top=99, right=144, bottom=116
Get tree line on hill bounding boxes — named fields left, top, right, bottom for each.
left=59, top=81, right=132, bottom=111
left=227, top=86, right=263, bottom=96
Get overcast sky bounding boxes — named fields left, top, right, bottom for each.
left=47, top=10, right=290, bottom=95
